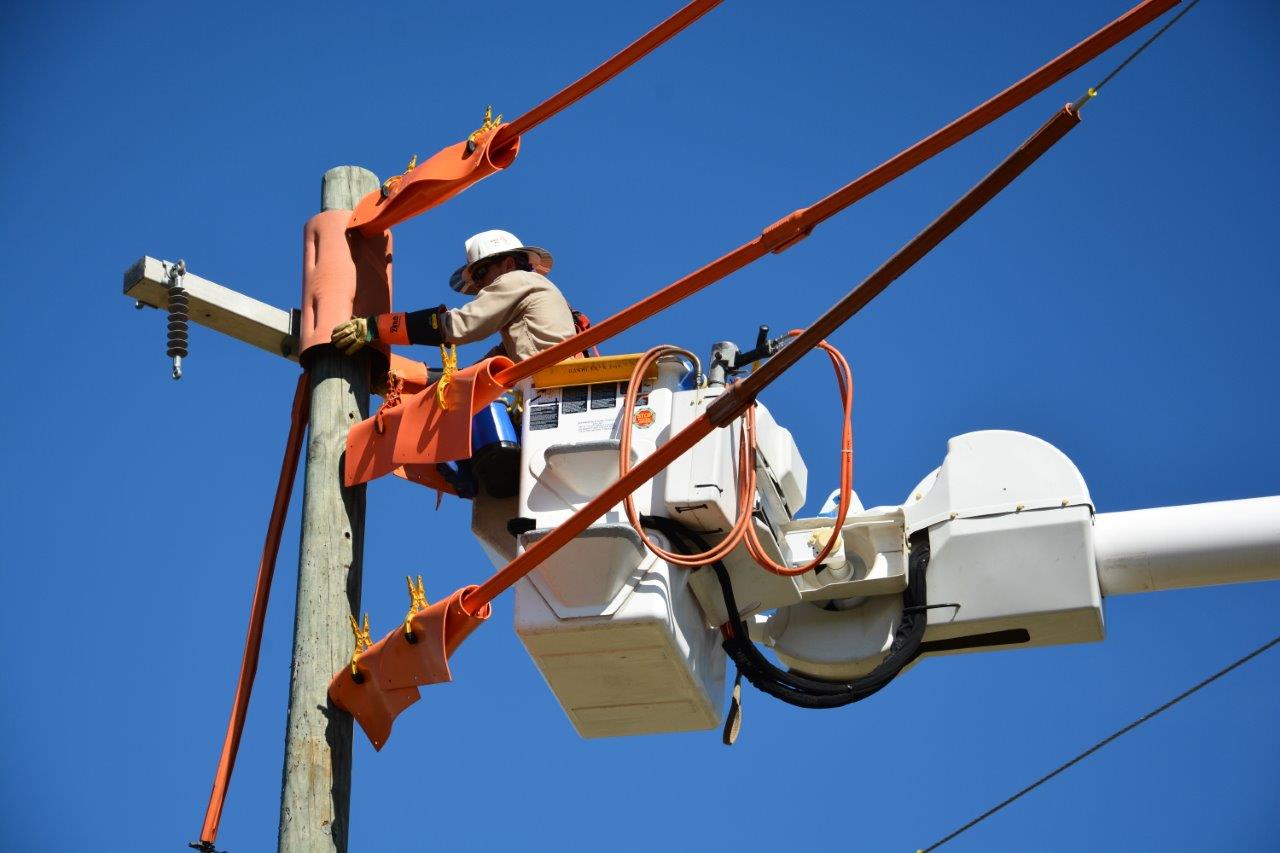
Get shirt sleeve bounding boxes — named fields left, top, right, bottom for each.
left=441, top=272, right=529, bottom=344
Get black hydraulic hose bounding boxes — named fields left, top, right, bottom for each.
left=639, top=515, right=931, bottom=709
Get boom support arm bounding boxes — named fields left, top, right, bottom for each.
left=1095, top=497, right=1280, bottom=595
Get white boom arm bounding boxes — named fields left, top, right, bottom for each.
left=1095, top=497, right=1280, bottom=595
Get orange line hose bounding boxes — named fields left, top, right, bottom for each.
left=492, top=0, right=723, bottom=150
left=494, top=0, right=1177, bottom=389
left=197, top=374, right=311, bottom=847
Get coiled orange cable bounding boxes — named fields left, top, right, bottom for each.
left=619, top=333, right=853, bottom=576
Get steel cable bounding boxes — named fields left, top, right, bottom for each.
left=919, top=632, right=1280, bottom=852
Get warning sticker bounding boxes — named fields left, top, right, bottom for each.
left=577, top=417, right=615, bottom=434
left=562, top=385, right=588, bottom=414
left=633, top=407, right=657, bottom=429
left=589, top=382, right=617, bottom=410
left=528, top=388, right=561, bottom=406
left=529, top=403, right=559, bottom=431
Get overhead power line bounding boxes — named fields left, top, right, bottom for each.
left=1071, top=0, right=1202, bottom=112
left=919, top=632, right=1280, bottom=852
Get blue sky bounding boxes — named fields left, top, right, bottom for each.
left=2, top=1, right=1277, bottom=850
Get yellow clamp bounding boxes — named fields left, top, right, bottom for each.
left=436, top=343, right=459, bottom=410
left=467, top=105, right=503, bottom=146
left=348, top=612, right=372, bottom=677
left=380, top=153, right=419, bottom=197
left=404, top=575, right=428, bottom=638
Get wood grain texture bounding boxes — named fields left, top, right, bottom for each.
left=279, top=166, right=379, bottom=853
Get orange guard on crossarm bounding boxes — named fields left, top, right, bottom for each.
left=329, top=587, right=492, bottom=750
left=345, top=355, right=513, bottom=487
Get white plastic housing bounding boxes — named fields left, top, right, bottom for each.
left=754, top=431, right=1105, bottom=679
left=512, top=360, right=767, bottom=738
left=514, top=527, right=724, bottom=738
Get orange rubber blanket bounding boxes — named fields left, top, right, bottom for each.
left=330, top=587, right=492, bottom=749
left=345, top=355, right=514, bottom=487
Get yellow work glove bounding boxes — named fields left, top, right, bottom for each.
left=331, top=317, right=374, bottom=355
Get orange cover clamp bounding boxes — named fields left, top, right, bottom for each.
left=329, top=587, right=492, bottom=750
left=345, top=355, right=513, bottom=486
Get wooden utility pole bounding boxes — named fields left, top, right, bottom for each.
left=278, top=166, right=380, bottom=852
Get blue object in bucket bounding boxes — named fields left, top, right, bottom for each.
left=472, top=401, right=518, bottom=450
left=432, top=404, right=520, bottom=501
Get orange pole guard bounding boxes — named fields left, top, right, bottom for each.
left=329, top=586, right=493, bottom=750
left=347, top=0, right=722, bottom=237
left=494, top=0, right=1178, bottom=389
left=463, top=104, right=1083, bottom=618
left=299, top=210, right=393, bottom=367
left=197, top=374, right=311, bottom=848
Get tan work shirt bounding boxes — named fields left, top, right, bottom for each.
left=441, top=270, right=576, bottom=362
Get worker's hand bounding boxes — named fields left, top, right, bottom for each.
left=332, top=317, right=373, bottom=355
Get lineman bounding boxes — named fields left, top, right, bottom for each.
left=331, top=229, right=576, bottom=363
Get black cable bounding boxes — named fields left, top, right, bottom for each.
left=639, top=514, right=930, bottom=708
left=919, top=632, right=1280, bottom=852
left=1072, top=0, right=1203, bottom=112
left=1094, top=0, right=1202, bottom=94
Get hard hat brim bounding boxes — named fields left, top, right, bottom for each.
left=449, top=246, right=553, bottom=292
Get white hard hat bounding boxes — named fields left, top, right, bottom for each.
left=449, top=229, right=553, bottom=293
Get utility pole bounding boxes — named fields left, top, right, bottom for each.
left=278, top=166, right=381, bottom=852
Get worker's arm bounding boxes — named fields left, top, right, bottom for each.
left=331, top=273, right=528, bottom=353
left=440, top=272, right=528, bottom=344
left=331, top=306, right=448, bottom=353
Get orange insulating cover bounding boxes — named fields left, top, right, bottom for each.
left=392, top=464, right=457, bottom=493
left=388, top=354, right=431, bottom=395
left=347, top=129, right=520, bottom=236
left=328, top=586, right=492, bottom=750
left=344, top=356, right=513, bottom=487
left=299, top=210, right=393, bottom=366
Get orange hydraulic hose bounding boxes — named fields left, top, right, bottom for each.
left=618, top=338, right=854, bottom=576
left=461, top=104, right=1081, bottom=617
left=493, top=0, right=1177, bottom=390
left=491, top=0, right=723, bottom=151
left=197, top=374, right=311, bottom=849
left=742, top=335, right=855, bottom=577
left=619, top=347, right=758, bottom=566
